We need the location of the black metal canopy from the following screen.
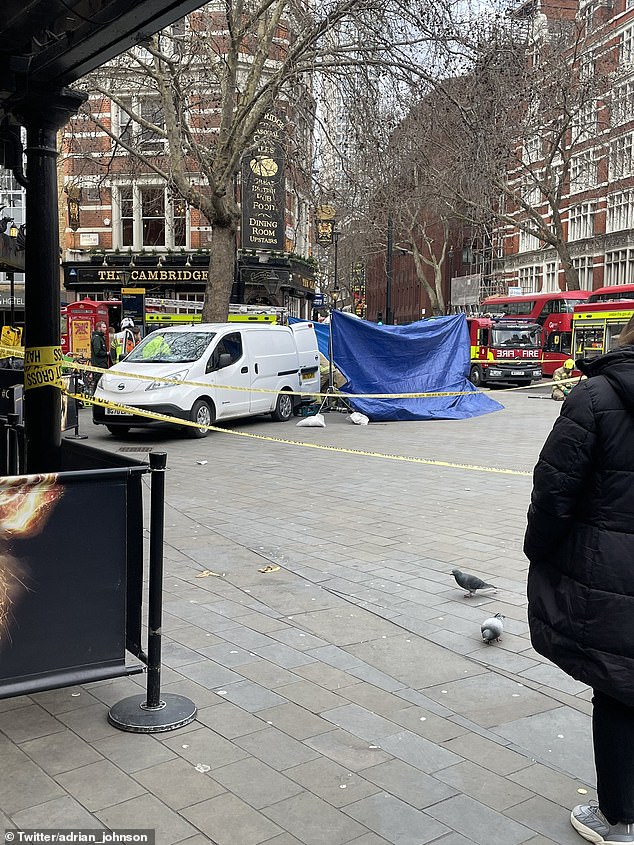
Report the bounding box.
[1,0,204,114]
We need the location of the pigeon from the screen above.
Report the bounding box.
[450,568,498,597]
[481,613,505,644]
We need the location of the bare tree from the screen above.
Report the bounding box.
[67,0,454,320]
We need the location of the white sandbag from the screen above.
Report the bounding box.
[348,412,369,425]
[296,413,326,428]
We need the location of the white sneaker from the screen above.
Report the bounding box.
[571,804,634,843]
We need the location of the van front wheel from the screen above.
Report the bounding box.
[188,399,214,438]
[271,391,293,422]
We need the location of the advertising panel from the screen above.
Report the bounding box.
[0,470,138,698]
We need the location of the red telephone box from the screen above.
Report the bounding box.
[63,299,110,356]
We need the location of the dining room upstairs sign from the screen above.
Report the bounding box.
[241,113,286,251]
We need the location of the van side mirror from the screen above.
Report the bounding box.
[218,352,232,369]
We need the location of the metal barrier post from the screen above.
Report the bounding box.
[7,413,19,476]
[0,419,9,476]
[108,452,196,733]
[65,372,87,440]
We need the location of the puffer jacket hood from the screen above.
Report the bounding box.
[577,345,634,412]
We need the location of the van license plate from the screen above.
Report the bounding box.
[510,370,525,376]
[105,408,133,416]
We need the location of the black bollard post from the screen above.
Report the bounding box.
[0,418,9,476]
[108,452,196,732]
[146,451,167,708]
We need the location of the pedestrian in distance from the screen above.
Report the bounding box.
[524,313,634,844]
[90,320,108,390]
[551,357,575,401]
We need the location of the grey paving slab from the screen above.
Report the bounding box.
[56,703,127,743]
[256,702,333,740]
[238,659,302,689]
[177,660,243,690]
[234,726,320,770]
[55,760,147,811]
[494,706,595,785]
[508,763,594,807]
[262,792,368,845]
[95,794,198,845]
[361,757,458,809]
[197,642,259,667]
[425,795,534,845]
[30,687,100,715]
[506,796,583,845]
[343,792,450,845]
[0,704,66,743]
[293,662,364,692]
[441,732,532,776]
[434,760,533,811]
[285,757,380,808]
[92,732,177,773]
[182,792,282,845]
[195,701,265,739]
[216,680,289,712]
[375,730,461,773]
[19,729,102,775]
[345,635,485,689]
[10,796,103,830]
[0,741,66,814]
[304,729,393,772]
[211,757,303,808]
[288,608,400,646]
[133,757,225,810]
[321,704,403,742]
[161,726,250,769]
[425,674,559,729]
[255,642,318,669]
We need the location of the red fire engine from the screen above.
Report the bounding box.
[467,317,543,387]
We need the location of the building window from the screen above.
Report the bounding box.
[572,256,594,290]
[544,261,558,292]
[519,229,541,252]
[570,150,596,191]
[568,202,595,241]
[120,187,134,247]
[621,25,634,65]
[114,184,189,249]
[605,249,634,285]
[116,96,165,153]
[518,265,541,292]
[606,191,634,232]
[571,100,596,143]
[522,135,541,164]
[609,134,634,180]
[612,81,634,126]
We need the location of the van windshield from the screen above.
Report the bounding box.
[491,325,541,348]
[126,332,216,363]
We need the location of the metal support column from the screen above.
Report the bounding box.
[11,89,86,473]
[386,214,394,325]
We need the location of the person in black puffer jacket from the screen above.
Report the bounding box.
[525,313,634,844]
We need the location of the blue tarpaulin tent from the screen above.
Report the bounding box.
[319,311,502,421]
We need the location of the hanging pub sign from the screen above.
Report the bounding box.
[315,204,336,246]
[66,185,82,232]
[241,113,286,251]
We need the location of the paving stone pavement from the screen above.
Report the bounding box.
[0,389,596,845]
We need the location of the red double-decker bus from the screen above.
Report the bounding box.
[481,290,592,375]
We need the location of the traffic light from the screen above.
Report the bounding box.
[377,312,383,325]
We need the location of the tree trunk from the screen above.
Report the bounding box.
[202,220,238,322]
[557,245,581,291]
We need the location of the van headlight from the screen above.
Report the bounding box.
[145,370,189,391]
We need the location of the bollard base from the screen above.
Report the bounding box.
[108,693,197,733]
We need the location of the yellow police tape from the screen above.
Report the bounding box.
[24,346,64,391]
[74,391,531,477]
[0,344,579,398]
[64,359,558,400]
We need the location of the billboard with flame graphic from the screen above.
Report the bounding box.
[0,468,141,699]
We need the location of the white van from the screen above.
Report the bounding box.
[92,322,320,437]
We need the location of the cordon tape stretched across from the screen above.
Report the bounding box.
[72,391,532,477]
[0,345,580,396]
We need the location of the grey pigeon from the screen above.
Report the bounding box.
[481,613,505,644]
[451,568,497,597]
